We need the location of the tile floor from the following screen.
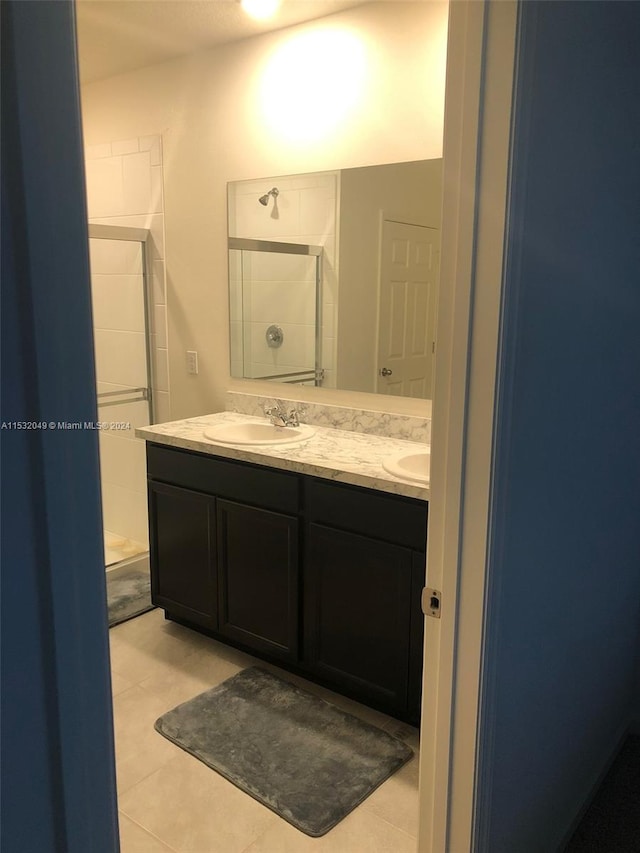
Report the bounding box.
[110,608,421,852]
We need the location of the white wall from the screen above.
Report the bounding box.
[80,1,448,420]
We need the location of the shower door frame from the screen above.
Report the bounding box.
[88,223,155,426]
[88,223,155,569]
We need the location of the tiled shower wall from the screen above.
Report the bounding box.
[228,172,338,388]
[85,135,169,549]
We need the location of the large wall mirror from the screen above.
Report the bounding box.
[228,158,442,399]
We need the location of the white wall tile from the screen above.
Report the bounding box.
[89,238,142,276]
[300,187,336,234]
[86,142,112,159]
[150,166,164,213]
[91,274,145,333]
[99,432,147,493]
[85,157,124,218]
[153,391,171,424]
[229,322,243,363]
[246,251,315,282]
[250,280,316,326]
[321,303,336,337]
[321,336,335,370]
[152,305,167,348]
[112,138,139,156]
[122,152,152,216]
[152,348,169,392]
[151,259,166,305]
[94,329,148,388]
[139,134,162,166]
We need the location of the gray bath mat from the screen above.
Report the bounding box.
[154,666,413,837]
[106,563,155,627]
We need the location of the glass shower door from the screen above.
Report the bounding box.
[88,225,153,568]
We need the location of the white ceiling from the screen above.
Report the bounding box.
[75,0,371,83]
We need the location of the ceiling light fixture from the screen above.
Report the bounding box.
[241,0,281,21]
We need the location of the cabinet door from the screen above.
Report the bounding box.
[217,499,299,662]
[148,481,217,630]
[304,522,413,715]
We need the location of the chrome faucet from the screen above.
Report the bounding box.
[264,400,300,428]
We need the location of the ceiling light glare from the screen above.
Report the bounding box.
[241,0,281,20]
[259,28,367,144]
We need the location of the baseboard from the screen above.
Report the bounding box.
[554,719,633,851]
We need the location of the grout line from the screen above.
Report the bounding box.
[118,810,182,853]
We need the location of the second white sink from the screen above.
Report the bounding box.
[203,421,315,446]
[382,450,430,485]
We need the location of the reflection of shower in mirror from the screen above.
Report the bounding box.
[258,187,279,206]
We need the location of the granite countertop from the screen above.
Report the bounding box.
[136,411,430,501]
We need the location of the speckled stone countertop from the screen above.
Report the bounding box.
[136,411,429,501]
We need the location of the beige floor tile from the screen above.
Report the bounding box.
[111,669,136,697]
[110,625,199,686]
[118,751,278,853]
[112,685,180,793]
[359,754,420,837]
[244,807,417,853]
[111,607,167,644]
[118,813,178,852]
[138,646,243,707]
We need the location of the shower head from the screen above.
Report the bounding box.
[259,187,279,206]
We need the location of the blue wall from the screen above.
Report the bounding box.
[480,2,640,850]
[1,2,119,850]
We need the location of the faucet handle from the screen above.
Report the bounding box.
[286,408,300,427]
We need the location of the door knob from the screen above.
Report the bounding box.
[379,367,393,377]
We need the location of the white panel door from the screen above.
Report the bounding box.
[376,221,439,398]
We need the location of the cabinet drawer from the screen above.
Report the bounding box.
[147,443,299,514]
[304,477,427,551]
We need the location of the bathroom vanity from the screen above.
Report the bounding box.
[138,410,429,724]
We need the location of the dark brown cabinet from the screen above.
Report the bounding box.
[217,499,299,662]
[303,478,427,721]
[304,523,413,711]
[146,442,428,724]
[148,480,217,631]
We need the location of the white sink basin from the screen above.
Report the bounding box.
[382,450,430,485]
[203,421,315,446]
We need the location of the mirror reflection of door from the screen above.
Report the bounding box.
[376,220,440,398]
